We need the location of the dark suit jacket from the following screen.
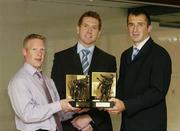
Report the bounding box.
[117,38,172,131]
[51,44,117,131]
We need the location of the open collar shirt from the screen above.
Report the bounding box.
[8,63,62,131]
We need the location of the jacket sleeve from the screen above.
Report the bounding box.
[51,53,66,99]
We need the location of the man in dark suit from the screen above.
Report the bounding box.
[107,9,172,131]
[51,11,116,131]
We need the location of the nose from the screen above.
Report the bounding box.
[37,50,43,56]
[87,27,93,33]
[133,25,138,32]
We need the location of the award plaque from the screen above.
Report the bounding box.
[66,74,90,108]
[92,72,116,108]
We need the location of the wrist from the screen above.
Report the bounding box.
[122,100,127,111]
[89,120,96,129]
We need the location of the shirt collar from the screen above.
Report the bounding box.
[133,36,150,50]
[23,63,42,76]
[77,41,95,54]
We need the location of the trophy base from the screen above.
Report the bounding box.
[69,101,91,108]
[92,100,114,108]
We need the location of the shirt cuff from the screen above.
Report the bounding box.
[50,101,61,113]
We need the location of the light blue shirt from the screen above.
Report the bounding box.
[77,42,95,67]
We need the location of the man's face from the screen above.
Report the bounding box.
[22,38,45,69]
[127,14,151,44]
[77,16,101,47]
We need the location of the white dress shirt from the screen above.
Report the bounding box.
[133,36,150,50]
[8,63,62,131]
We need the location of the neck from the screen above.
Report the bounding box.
[78,41,94,48]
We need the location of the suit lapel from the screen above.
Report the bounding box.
[128,37,153,63]
[72,44,84,74]
[125,47,133,64]
[135,38,152,61]
[88,46,98,74]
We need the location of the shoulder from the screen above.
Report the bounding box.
[148,42,172,69]
[54,45,76,58]
[11,67,28,81]
[121,47,132,57]
[151,42,171,60]
[8,67,29,90]
[95,46,116,60]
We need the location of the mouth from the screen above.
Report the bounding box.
[35,58,42,62]
[85,33,93,39]
[132,33,140,38]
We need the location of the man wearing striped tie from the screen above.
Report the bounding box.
[51,11,116,131]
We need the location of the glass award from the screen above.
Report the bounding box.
[66,74,90,108]
[92,72,116,108]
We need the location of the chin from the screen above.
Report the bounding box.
[133,38,141,43]
[35,64,42,69]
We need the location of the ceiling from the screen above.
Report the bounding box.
[28,0,180,28]
[98,0,180,28]
[124,0,180,28]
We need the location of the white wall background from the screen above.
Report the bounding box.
[0,0,179,131]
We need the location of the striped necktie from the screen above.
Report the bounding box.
[81,49,90,75]
[131,48,139,61]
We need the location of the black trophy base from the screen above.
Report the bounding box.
[92,100,114,108]
[69,101,90,108]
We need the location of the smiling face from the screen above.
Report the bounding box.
[22,38,45,69]
[127,14,152,45]
[77,16,101,47]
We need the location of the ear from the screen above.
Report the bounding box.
[76,26,80,34]
[22,48,27,56]
[97,30,101,38]
[148,25,152,33]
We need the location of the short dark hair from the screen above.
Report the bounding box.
[127,8,151,26]
[78,11,102,30]
[23,34,46,48]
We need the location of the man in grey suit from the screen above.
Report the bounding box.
[51,11,116,131]
[107,9,172,131]
[8,34,79,131]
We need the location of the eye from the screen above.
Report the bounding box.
[92,26,98,30]
[40,48,45,52]
[138,22,145,27]
[82,23,88,28]
[31,48,37,51]
[128,23,134,27]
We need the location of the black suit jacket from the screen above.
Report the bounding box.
[51,44,116,131]
[117,38,172,131]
